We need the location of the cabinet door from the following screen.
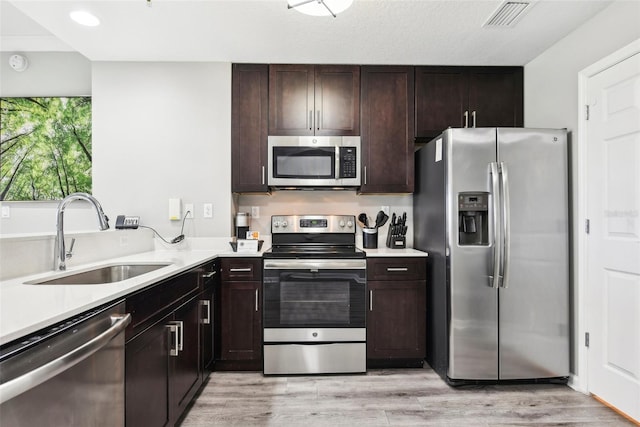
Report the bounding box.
[232,64,269,192]
[169,298,201,424]
[269,64,315,136]
[367,280,426,359]
[468,67,523,128]
[314,65,360,136]
[360,66,415,193]
[415,66,468,139]
[220,281,262,361]
[126,313,171,427]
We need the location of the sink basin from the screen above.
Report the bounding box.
[27,263,172,285]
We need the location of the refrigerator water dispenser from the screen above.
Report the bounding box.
[458,192,488,245]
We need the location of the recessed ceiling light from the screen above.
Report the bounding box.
[70,10,100,27]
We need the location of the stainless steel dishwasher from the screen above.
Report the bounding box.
[0,300,131,426]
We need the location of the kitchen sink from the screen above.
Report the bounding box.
[27,263,172,285]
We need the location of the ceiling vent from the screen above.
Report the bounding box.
[483,1,533,27]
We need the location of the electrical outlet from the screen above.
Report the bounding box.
[251,206,260,219]
[1,206,10,218]
[203,203,213,218]
[184,204,194,219]
[381,206,390,216]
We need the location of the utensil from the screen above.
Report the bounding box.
[374,210,389,229]
[358,213,369,228]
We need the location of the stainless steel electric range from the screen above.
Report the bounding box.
[262,215,366,375]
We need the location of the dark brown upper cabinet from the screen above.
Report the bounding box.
[269,64,360,136]
[231,64,269,193]
[360,66,415,194]
[415,66,523,140]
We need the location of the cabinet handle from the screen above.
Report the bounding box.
[317,110,320,131]
[230,267,252,273]
[369,289,373,311]
[176,320,184,351]
[464,110,469,128]
[201,300,211,325]
[166,323,180,357]
[386,267,409,272]
[202,271,217,278]
[472,111,476,128]
[261,165,265,185]
[309,110,313,131]
[255,289,259,312]
[364,166,367,185]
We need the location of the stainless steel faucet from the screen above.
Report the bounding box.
[55,192,110,271]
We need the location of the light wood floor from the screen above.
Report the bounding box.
[180,368,635,426]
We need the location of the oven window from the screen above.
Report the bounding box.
[280,281,350,325]
[263,269,366,328]
[273,147,335,179]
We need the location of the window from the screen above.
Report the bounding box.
[0,97,92,201]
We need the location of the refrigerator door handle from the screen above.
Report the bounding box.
[500,161,511,288]
[489,162,502,289]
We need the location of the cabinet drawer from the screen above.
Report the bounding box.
[367,257,426,281]
[221,258,262,281]
[126,271,199,340]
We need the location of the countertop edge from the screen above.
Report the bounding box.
[0,246,427,345]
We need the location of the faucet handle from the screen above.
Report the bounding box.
[66,238,76,259]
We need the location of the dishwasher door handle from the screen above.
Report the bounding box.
[0,313,131,404]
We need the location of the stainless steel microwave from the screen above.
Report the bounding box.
[267,136,361,188]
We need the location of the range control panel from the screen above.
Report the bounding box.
[271,215,355,234]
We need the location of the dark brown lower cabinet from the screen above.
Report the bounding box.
[217,258,262,371]
[367,257,427,368]
[218,280,262,369]
[125,263,215,427]
[126,313,171,427]
[169,298,201,423]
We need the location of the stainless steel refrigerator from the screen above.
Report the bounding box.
[414,128,569,385]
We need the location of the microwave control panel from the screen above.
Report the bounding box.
[339,147,357,179]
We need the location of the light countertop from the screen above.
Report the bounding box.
[0,242,426,345]
[363,247,428,257]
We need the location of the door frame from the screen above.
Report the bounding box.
[575,38,640,394]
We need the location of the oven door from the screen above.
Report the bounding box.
[263,259,366,329]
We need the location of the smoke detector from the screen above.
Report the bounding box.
[8,54,29,72]
[483,1,533,28]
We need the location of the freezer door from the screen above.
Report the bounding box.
[497,128,570,379]
[445,128,500,380]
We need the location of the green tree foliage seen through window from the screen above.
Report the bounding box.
[0,97,92,201]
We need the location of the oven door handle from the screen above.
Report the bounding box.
[264,259,366,270]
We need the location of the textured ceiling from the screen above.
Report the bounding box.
[1,0,613,65]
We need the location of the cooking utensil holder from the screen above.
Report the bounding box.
[362,228,378,249]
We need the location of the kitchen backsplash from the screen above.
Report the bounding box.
[237,191,414,247]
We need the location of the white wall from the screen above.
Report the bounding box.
[92,62,233,239]
[524,0,640,381]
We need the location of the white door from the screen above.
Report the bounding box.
[586,51,640,422]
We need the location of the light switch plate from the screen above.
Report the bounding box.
[203,203,213,218]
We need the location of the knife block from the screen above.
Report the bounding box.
[385,221,406,249]
[386,235,406,249]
